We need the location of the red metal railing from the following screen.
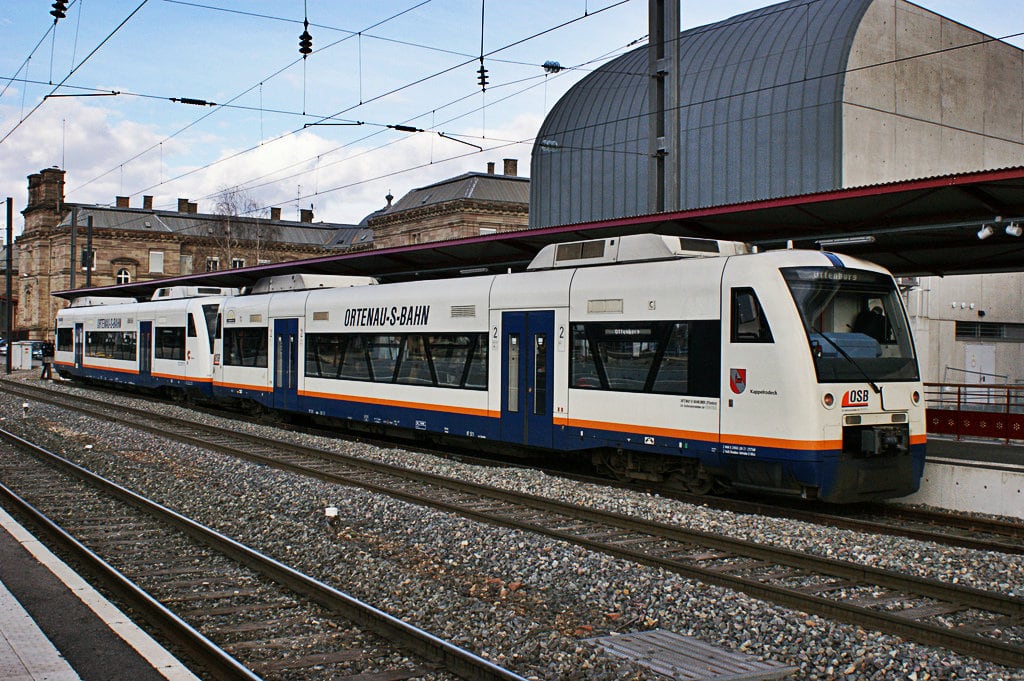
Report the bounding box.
[924,382,1024,444]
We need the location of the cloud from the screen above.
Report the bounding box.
[0,96,544,238]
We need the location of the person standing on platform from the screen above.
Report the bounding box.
[40,341,54,380]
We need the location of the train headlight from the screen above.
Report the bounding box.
[822,392,835,408]
[911,390,921,405]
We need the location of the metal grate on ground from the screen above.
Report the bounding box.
[590,629,796,681]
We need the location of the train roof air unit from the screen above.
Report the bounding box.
[527,233,750,270]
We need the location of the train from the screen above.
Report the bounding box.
[54,234,926,503]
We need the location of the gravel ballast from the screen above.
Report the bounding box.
[2,375,1022,681]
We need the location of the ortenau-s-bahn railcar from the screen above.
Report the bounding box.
[55,234,925,503]
[55,287,237,399]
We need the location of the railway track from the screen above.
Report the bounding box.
[0,427,526,681]
[9,378,1023,555]
[4,379,1023,668]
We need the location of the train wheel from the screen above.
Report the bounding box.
[667,466,715,495]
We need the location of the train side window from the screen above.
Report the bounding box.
[339,335,372,380]
[464,335,488,389]
[154,326,186,361]
[202,304,219,353]
[396,335,434,386]
[731,288,773,343]
[223,327,268,367]
[56,327,73,352]
[187,313,197,338]
[368,335,401,382]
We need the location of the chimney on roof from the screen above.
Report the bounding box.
[189,202,198,214]
[177,198,190,213]
[300,208,314,223]
[26,167,65,213]
[115,196,130,208]
[503,158,517,176]
[487,162,495,174]
[143,195,153,210]
[270,206,281,221]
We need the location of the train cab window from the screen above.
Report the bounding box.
[782,267,918,382]
[187,314,198,338]
[731,288,773,343]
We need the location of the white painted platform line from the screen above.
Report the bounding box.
[0,507,202,681]
[0,577,80,681]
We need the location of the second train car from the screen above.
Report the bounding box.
[55,234,926,503]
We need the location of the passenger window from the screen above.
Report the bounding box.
[731,288,773,343]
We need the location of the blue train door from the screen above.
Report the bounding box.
[274,318,299,411]
[501,310,554,448]
[74,323,84,368]
[139,321,152,378]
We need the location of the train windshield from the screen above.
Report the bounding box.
[782,267,919,382]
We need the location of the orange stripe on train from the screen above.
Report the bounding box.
[299,389,496,418]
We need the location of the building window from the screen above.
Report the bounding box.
[81,248,96,271]
[955,321,1024,342]
[116,268,131,285]
[149,251,164,273]
[206,257,220,272]
[231,257,245,269]
[180,255,193,275]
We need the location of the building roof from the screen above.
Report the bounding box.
[55,204,372,249]
[530,0,874,228]
[377,172,529,217]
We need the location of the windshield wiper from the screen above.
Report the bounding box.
[810,327,881,395]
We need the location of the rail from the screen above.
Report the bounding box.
[924,382,1024,444]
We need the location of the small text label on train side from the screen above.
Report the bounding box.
[343,305,430,327]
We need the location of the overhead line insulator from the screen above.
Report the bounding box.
[50,1,67,22]
[171,97,217,107]
[477,59,488,92]
[299,19,313,58]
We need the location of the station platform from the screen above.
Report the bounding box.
[0,506,201,681]
[897,437,1024,519]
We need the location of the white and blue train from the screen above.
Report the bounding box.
[54,234,926,503]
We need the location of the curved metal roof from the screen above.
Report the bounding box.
[530,0,873,228]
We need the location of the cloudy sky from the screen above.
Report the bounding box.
[1,0,1021,237]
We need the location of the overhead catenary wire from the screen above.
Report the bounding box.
[0,0,149,146]
[29,0,1024,224]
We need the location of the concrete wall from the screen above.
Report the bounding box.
[904,274,1024,384]
[843,0,1024,186]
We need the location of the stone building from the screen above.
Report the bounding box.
[368,159,528,249]
[17,167,371,341]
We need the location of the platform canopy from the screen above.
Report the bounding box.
[53,166,1024,302]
